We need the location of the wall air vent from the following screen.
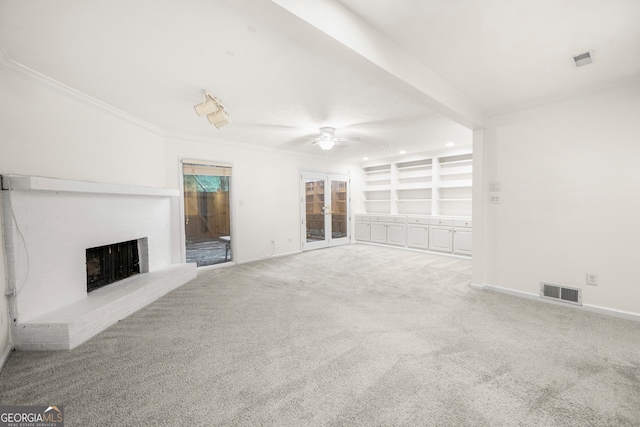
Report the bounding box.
[573,51,593,67]
[540,282,582,305]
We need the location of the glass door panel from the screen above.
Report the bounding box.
[329,176,349,246]
[305,178,326,244]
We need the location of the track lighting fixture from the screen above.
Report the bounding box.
[194,91,231,129]
[207,109,230,127]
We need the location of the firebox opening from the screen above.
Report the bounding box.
[86,239,141,292]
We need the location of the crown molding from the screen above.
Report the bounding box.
[0,43,166,136]
[486,73,640,118]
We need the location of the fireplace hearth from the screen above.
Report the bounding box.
[86,240,141,292]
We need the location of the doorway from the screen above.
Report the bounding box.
[182,161,232,267]
[301,172,350,251]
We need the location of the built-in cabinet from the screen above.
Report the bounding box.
[354,214,371,241]
[452,219,472,256]
[370,216,387,244]
[429,218,454,253]
[364,215,407,246]
[386,216,406,246]
[354,214,472,257]
[406,217,430,249]
[362,149,472,217]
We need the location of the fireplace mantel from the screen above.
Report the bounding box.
[1,174,179,197]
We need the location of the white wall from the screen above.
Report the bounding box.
[0,69,166,187]
[480,80,640,315]
[164,135,360,264]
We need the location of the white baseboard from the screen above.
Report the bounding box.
[236,249,301,266]
[0,343,14,372]
[581,303,640,323]
[356,241,471,259]
[471,282,640,323]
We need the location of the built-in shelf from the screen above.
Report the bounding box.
[397,182,433,190]
[364,186,392,191]
[1,175,180,197]
[438,179,473,188]
[361,149,472,216]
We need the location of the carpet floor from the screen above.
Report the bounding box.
[1,244,639,426]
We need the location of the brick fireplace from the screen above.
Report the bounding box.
[1,175,196,350]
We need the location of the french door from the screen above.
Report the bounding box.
[301,171,350,251]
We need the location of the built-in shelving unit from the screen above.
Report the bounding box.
[363,164,392,214]
[361,149,472,217]
[434,153,473,217]
[396,158,433,215]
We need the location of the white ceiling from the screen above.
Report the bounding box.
[1,0,638,162]
[338,0,640,113]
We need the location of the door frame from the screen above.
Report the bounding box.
[179,158,236,267]
[300,170,350,251]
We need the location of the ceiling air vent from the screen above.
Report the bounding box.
[573,51,593,67]
[540,282,582,305]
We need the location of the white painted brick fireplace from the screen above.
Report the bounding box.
[1,175,196,350]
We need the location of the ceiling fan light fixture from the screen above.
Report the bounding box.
[317,138,336,150]
[319,127,335,138]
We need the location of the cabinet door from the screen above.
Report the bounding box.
[407,225,428,249]
[429,226,453,252]
[355,221,371,242]
[370,222,387,243]
[386,224,405,246]
[453,228,472,255]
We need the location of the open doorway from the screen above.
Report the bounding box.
[182,161,232,267]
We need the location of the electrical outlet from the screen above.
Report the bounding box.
[586,273,598,286]
[489,195,501,204]
[489,181,502,192]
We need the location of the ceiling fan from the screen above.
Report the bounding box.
[310,127,360,150]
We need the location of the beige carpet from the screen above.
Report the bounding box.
[1,244,639,426]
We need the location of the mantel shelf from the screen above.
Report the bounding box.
[1,175,180,197]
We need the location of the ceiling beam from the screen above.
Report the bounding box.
[228,0,485,130]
